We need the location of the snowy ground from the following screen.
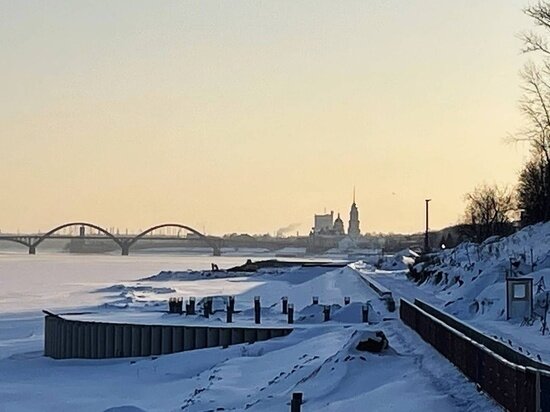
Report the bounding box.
[0,254,498,411]
[354,222,550,365]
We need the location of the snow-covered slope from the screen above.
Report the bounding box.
[411,222,550,320]
[358,222,550,364]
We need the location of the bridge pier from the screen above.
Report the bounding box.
[29,245,36,255]
[121,245,129,256]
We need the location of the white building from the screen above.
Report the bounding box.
[348,193,361,239]
[314,211,334,234]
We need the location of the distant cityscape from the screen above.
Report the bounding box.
[0,194,463,256]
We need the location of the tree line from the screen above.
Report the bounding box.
[463,1,550,243]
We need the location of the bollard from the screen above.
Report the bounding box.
[203,297,211,316]
[208,297,215,315]
[282,296,288,314]
[290,392,303,412]
[386,297,396,313]
[312,296,319,305]
[254,296,261,324]
[288,304,294,324]
[344,296,351,305]
[226,303,233,323]
[188,297,196,315]
[323,305,331,322]
[362,303,369,323]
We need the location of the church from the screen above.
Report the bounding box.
[308,195,362,254]
[347,192,361,239]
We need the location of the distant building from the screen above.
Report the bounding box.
[333,213,345,235]
[313,211,347,236]
[314,211,334,234]
[307,190,363,253]
[348,190,361,239]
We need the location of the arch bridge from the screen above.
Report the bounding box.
[0,222,222,256]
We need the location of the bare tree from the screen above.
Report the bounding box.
[463,184,515,242]
[518,63,550,163]
[522,2,550,56]
[518,155,550,223]
[515,2,550,224]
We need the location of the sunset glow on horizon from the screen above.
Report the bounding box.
[1,0,532,235]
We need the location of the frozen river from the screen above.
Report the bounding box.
[0,253,280,314]
[0,253,264,361]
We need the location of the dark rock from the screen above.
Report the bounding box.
[355,331,389,353]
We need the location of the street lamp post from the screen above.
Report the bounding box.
[424,199,431,253]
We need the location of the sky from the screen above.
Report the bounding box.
[0,0,535,235]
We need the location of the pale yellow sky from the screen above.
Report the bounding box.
[1,1,533,235]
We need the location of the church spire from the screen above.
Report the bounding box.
[348,187,360,238]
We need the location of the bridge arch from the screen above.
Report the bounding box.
[0,237,32,248]
[32,222,123,251]
[127,223,221,256]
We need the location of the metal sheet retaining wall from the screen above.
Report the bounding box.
[400,298,550,412]
[353,269,396,312]
[43,312,293,360]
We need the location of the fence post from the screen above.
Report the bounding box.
[323,305,331,322]
[254,296,261,324]
[288,304,294,324]
[362,303,369,323]
[386,297,396,312]
[188,297,196,315]
[282,296,288,314]
[226,302,233,323]
[290,392,303,412]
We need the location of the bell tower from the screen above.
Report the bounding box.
[348,187,361,239]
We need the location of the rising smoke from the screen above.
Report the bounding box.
[276,223,301,237]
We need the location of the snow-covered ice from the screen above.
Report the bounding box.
[0,254,498,411]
